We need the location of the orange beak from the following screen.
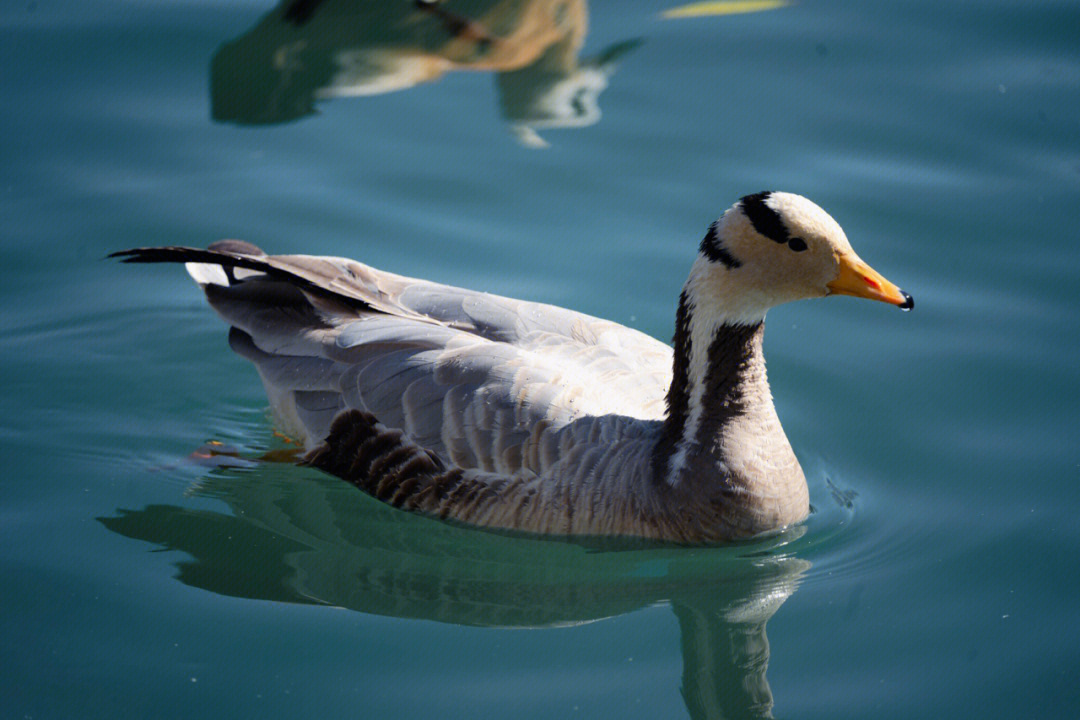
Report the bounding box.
[827,253,913,309]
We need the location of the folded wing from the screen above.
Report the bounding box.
[113,243,672,477]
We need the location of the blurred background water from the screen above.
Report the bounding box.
[2,1,1079,718]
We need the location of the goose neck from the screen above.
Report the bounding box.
[654,288,774,487]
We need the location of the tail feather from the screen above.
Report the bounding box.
[109,245,377,313]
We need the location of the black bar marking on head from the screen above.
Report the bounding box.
[740,192,790,245]
[699,221,742,269]
[740,192,812,253]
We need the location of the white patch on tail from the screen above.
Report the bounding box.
[184,262,229,287]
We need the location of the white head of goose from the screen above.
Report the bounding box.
[113,191,911,544]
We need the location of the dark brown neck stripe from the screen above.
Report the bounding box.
[694,322,764,446]
[653,290,693,481]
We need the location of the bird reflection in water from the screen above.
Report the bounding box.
[101,460,808,720]
[211,0,640,147]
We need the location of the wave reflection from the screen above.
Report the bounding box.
[102,461,809,719]
[211,0,640,146]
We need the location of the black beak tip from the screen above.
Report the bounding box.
[899,290,914,311]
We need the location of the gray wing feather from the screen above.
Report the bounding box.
[118,245,672,476]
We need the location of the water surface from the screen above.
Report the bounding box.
[3,1,1079,718]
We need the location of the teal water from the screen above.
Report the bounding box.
[3,0,1079,717]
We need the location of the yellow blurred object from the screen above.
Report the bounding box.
[661,1,789,19]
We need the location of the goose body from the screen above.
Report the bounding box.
[114,192,911,543]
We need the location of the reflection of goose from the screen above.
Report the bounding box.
[99,465,809,719]
[499,37,640,147]
[113,192,910,542]
[210,0,637,145]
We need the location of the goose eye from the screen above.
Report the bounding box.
[788,237,807,252]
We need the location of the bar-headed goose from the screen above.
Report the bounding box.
[113,191,911,543]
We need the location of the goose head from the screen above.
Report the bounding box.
[689,191,912,325]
